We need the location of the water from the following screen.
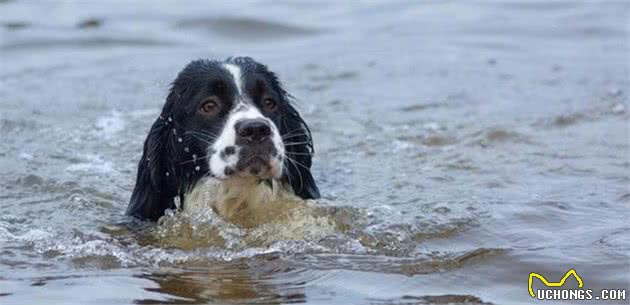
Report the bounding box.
[1,1,629,304]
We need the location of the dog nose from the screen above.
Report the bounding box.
[235,119,272,143]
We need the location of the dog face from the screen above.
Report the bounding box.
[126,57,320,221]
[171,60,285,180]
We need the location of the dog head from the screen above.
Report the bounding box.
[126,57,320,220]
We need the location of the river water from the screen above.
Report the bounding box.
[1,1,629,304]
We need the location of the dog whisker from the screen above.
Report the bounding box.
[285,155,310,171]
[190,134,216,145]
[285,156,304,192]
[284,166,294,190]
[185,130,219,138]
[282,133,309,140]
[281,129,308,137]
[286,152,313,156]
[283,141,311,147]
[281,127,307,137]
[180,155,209,165]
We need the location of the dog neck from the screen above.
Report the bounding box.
[183,176,298,227]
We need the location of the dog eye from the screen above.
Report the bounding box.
[200,98,220,115]
[262,98,277,112]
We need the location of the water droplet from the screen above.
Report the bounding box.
[608,88,623,97]
[165,171,170,176]
[184,147,190,152]
[423,122,441,131]
[173,197,181,209]
[172,129,177,135]
[178,137,183,142]
[195,166,200,171]
[168,117,173,122]
[612,103,625,114]
[192,154,197,161]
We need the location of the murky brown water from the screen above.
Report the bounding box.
[1,1,629,304]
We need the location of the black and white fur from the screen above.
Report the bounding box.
[126,57,319,221]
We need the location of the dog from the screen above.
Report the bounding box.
[126,57,319,223]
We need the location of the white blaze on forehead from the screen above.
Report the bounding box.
[223,63,243,95]
[208,63,285,179]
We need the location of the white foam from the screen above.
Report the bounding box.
[66,154,114,174]
[95,110,126,138]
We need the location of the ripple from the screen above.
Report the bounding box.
[537,112,591,128]
[468,127,532,147]
[398,134,458,147]
[176,17,323,41]
[371,294,492,305]
[398,102,443,112]
[3,197,486,271]
[295,248,506,276]
[0,119,40,133]
[2,21,29,30]
[1,38,172,51]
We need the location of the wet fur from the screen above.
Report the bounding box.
[126,57,319,221]
[183,177,301,228]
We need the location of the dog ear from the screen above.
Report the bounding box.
[126,91,180,221]
[280,102,321,199]
[250,61,320,199]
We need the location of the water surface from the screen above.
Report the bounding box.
[1,1,629,304]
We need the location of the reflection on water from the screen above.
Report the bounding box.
[1,1,629,304]
[135,258,310,305]
[130,249,505,304]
